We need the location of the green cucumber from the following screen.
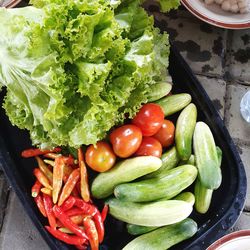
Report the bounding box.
[180,154,195,166]
[175,103,197,160]
[156,93,192,116]
[194,146,223,214]
[114,165,197,202]
[127,224,158,236]
[193,122,222,190]
[91,156,162,199]
[123,218,198,250]
[173,192,195,206]
[127,191,196,236]
[106,198,193,227]
[147,82,172,102]
[194,178,213,214]
[143,146,180,179]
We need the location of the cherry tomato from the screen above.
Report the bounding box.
[85,141,116,172]
[135,137,162,158]
[110,125,142,158]
[153,120,175,148]
[132,103,164,136]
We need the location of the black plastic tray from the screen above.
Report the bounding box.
[0,44,247,250]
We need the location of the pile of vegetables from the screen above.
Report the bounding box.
[89,90,223,249]
[0,0,180,149]
[0,0,225,249]
[22,147,108,250]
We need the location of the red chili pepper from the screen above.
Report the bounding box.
[31,180,42,198]
[83,217,99,250]
[43,194,57,229]
[65,208,85,217]
[21,147,61,158]
[93,210,105,243]
[61,196,76,211]
[33,168,52,190]
[34,195,47,217]
[74,197,98,216]
[35,156,53,183]
[101,204,109,222]
[78,148,90,202]
[53,205,88,240]
[52,157,64,204]
[45,226,87,245]
[58,168,80,206]
[63,155,76,166]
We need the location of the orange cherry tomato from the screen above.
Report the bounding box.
[153,120,175,148]
[135,137,162,158]
[110,125,142,158]
[85,141,116,172]
[132,103,164,136]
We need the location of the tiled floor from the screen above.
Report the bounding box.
[1,2,250,250]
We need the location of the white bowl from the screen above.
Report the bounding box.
[207,230,250,250]
[181,0,250,29]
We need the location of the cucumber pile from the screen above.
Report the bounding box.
[90,91,223,250]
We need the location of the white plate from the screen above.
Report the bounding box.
[181,0,250,29]
[207,230,250,250]
[0,0,22,8]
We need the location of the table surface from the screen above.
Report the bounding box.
[1,1,250,250]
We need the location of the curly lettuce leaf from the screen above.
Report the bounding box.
[157,0,180,12]
[0,0,171,148]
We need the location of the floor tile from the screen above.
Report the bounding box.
[225,85,250,143]
[230,30,250,84]
[0,192,49,250]
[196,75,226,118]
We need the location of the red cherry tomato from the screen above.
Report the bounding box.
[132,103,164,136]
[85,141,116,172]
[153,120,175,148]
[110,125,142,158]
[135,137,162,158]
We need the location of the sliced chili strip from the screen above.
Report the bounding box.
[31,180,42,198]
[45,226,87,245]
[36,156,53,183]
[21,147,61,158]
[33,168,52,190]
[43,194,57,229]
[58,168,80,206]
[34,194,47,217]
[101,204,109,222]
[52,157,64,204]
[83,216,99,250]
[78,148,90,202]
[53,205,88,240]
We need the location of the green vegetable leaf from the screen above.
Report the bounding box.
[0,0,172,148]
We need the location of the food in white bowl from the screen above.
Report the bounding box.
[203,0,250,13]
